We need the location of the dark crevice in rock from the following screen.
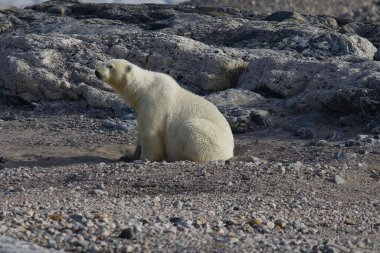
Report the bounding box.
[253,86,285,99]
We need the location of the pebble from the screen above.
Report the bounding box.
[274,219,287,229]
[172,200,183,209]
[345,140,361,147]
[70,214,84,223]
[288,161,302,171]
[333,175,346,185]
[344,218,357,225]
[89,189,107,196]
[315,140,329,146]
[266,221,275,229]
[248,218,263,226]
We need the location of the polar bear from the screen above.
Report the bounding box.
[95,59,234,162]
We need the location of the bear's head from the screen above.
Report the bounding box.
[95,59,134,91]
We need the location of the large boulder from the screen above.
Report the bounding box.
[237,55,380,116]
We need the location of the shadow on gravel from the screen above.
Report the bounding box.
[1,156,118,168]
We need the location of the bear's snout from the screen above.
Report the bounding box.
[95,70,102,79]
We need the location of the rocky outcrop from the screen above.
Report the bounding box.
[0,0,380,129]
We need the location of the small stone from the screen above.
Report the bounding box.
[274,219,287,229]
[288,161,303,171]
[293,127,314,139]
[345,140,361,147]
[48,214,63,221]
[333,175,345,185]
[172,200,183,209]
[126,245,135,252]
[152,196,160,203]
[315,140,329,146]
[99,229,111,238]
[316,169,326,176]
[196,216,208,226]
[119,227,134,239]
[248,217,263,226]
[357,134,369,141]
[0,225,7,233]
[95,162,107,169]
[240,173,252,180]
[266,221,275,229]
[89,189,107,196]
[169,217,189,227]
[344,218,356,225]
[70,214,84,223]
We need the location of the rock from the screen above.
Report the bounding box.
[70,214,84,224]
[344,218,357,225]
[172,200,183,209]
[333,175,346,185]
[293,127,315,139]
[274,219,287,229]
[119,227,135,240]
[102,119,136,131]
[250,109,270,126]
[345,140,361,147]
[264,11,307,22]
[248,218,263,226]
[315,140,329,146]
[169,217,190,227]
[288,161,303,171]
[266,221,275,229]
[219,107,257,133]
[89,189,107,196]
[205,89,264,108]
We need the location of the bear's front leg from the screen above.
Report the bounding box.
[140,130,164,162]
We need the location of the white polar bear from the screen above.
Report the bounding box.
[95,59,234,162]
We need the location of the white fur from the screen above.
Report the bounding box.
[96,59,234,162]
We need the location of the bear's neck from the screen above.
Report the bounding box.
[118,69,155,112]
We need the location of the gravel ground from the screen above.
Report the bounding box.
[0,95,379,252]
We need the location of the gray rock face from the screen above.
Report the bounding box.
[0,0,380,128]
[238,56,380,116]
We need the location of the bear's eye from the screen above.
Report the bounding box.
[107,65,114,69]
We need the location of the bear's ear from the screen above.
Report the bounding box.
[126,65,132,72]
